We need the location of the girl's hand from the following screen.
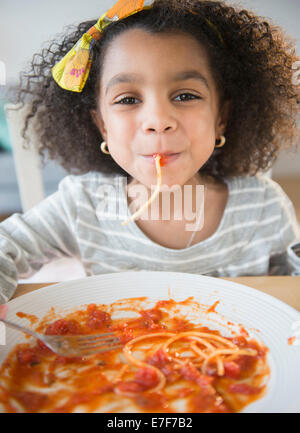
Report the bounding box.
[0,304,8,320]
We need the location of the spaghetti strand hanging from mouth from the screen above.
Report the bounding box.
[121,154,162,226]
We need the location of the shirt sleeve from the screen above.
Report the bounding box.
[0,176,81,302]
[268,184,300,276]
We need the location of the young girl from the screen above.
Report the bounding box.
[0,0,300,304]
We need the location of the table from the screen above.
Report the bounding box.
[13,276,300,312]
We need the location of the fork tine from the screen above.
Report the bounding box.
[79,344,123,357]
[77,336,119,344]
[78,337,120,348]
[76,332,115,341]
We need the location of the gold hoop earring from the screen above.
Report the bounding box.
[100,141,110,155]
[215,135,226,148]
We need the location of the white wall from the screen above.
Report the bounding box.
[1,0,299,177]
[0,0,114,87]
[1,0,299,85]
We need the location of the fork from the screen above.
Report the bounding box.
[0,318,123,357]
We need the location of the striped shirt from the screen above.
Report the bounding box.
[0,172,300,303]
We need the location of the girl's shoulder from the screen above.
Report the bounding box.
[58,171,123,191]
[229,173,292,204]
[224,174,299,244]
[228,173,298,229]
[55,172,125,206]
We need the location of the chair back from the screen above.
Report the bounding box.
[5,103,45,212]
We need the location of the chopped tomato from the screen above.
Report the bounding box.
[86,304,97,312]
[115,381,145,394]
[231,336,248,347]
[156,300,174,308]
[161,364,181,383]
[141,309,162,323]
[180,363,215,395]
[147,348,170,368]
[224,361,241,379]
[119,327,135,344]
[45,319,81,335]
[228,383,262,395]
[180,363,213,385]
[134,367,159,389]
[234,354,257,372]
[177,387,194,398]
[142,320,162,330]
[17,348,40,366]
[135,393,167,409]
[180,363,200,382]
[69,392,92,406]
[14,391,48,412]
[87,308,111,330]
[196,374,215,389]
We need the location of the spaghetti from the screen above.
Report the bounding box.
[122,153,162,226]
[123,331,258,391]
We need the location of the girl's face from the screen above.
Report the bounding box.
[93,29,229,188]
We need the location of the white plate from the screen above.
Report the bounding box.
[1,271,300,413]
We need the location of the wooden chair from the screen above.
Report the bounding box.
[4,103,85,283]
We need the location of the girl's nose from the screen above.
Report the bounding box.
[141,101,177,134]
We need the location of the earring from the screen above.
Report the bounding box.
[100,141,110,155]
[215,135,226,148]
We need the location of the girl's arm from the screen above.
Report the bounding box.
[0,176,81,303]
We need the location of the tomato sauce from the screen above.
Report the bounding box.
[0,298,269,413]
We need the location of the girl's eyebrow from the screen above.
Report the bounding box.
[105,70,210,95]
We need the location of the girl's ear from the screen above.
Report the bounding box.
[90,109,107,141]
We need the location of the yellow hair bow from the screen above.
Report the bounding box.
[52,0,155,92]
[52,0,224,93]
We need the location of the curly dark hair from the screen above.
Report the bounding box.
[12,0,300,181]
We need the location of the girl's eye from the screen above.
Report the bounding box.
[174,93,201,102]
[115,97,139,105]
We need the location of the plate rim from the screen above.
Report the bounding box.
[9,271,300,320]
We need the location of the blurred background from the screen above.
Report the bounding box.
[0,0,299,222]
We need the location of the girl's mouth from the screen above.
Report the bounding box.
[141,152,182,166]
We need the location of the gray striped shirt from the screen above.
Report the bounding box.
[0,172,300,303]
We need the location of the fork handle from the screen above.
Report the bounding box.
[0,318,39,339]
